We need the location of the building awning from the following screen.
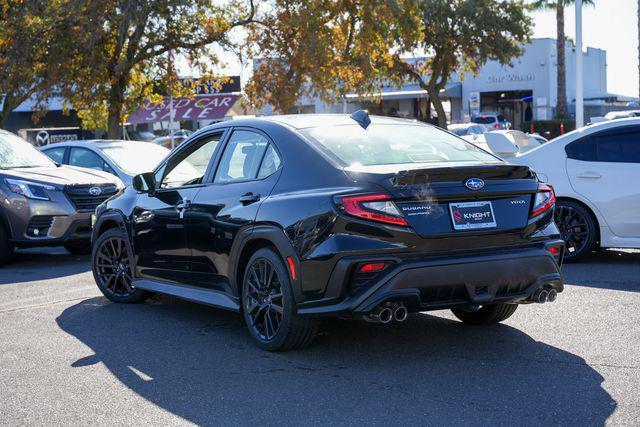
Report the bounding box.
[344,82,462,101]
[127,94,239,124]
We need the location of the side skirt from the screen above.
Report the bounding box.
[134,279,241,312]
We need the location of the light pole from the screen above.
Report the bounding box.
[575,0,584,128]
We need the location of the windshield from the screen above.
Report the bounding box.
[300,124,498,166]
[0,132,55,168]
[100,143,170,174]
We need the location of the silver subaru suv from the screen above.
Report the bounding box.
[0,130,122,265]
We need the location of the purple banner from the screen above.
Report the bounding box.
[127,94,239,124]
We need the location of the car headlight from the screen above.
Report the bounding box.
[4,178,55,201]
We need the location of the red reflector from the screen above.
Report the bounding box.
[286,256,296,280]
[547,246,560,255]
[359,262,387,273]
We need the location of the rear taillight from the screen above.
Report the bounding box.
[531,184,556,218]
[494,124,500,129]
[340,194,408,226]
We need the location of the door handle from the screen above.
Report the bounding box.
[174,199,191,219]
[576,171,602,179]
[239,192,261,205]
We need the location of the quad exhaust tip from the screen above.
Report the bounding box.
[367,303,408,323]
[393,304,408,322]
[532,286,559,304]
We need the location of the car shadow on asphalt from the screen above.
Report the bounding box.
[0,248,90,285]
[562,249,640,293]
[56,296,616,425]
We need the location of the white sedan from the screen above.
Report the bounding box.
[514,118,640,260]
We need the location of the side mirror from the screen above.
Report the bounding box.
[132,172,156,194]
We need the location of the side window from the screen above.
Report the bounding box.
[159,133,222,188]
[42,147,66,163]
[597,131,640,163]
[257,144,282,178]
[69,147,107,171]
[565,136,597,161]
[214,130,269,183]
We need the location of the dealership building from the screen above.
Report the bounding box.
[282,38,617,129]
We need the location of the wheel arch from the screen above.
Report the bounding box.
[230,225,302,303]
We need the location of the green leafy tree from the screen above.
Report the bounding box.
[392,0,532,128]
[59,0,255,138]
[531,0,594,118]
[245,0,421,113]
[0,1,69,127]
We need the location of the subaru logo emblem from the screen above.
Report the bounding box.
[89,186,102,196]
[464,178,485,190]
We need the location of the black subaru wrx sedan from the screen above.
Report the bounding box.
[91,112,564,351]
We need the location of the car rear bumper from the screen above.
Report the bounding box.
[297,242,564,316]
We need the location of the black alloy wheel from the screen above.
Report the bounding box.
[242,248,319,351]
[92,228,151,303]
[554,200,597,262]
[244,257,284,341]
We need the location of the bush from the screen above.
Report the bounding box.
[520,120,576,140]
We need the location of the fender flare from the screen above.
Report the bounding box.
[92,210,129,242]
[229,224,303,303]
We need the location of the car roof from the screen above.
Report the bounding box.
[197,114,424,135]
[41,139,153,149]
[448,123,480,129]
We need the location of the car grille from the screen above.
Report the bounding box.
[27,215,54,237]
[64,184,119,212]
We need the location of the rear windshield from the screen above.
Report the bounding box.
[472,116,495,124]
[300,124,498,166]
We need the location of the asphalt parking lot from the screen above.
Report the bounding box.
[0,248,639,425]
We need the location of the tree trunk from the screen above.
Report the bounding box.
[106,82,125,139]
[0,93,18,129]
[555,3,568,118]
[427,86,447,129]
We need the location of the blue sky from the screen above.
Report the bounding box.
[531,0,638,97]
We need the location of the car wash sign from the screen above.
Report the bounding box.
[127,94,238,124]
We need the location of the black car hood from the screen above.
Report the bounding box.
[1,165,117,189]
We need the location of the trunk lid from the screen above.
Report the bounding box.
[345,162,538,236]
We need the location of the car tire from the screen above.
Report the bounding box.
[64,240,92,255]
[242,247,319,351]
[451,303,518,325]
[555,200,597,262]
[92,228,152,304]
[0,224,14,266]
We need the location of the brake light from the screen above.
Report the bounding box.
[531,184,556,217]
[494,124,500,129]
[341,194,408,226]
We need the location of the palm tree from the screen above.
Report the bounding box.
[532,1,594,118]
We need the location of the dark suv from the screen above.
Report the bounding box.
[0,130,122,264]
[91,112,564,351]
